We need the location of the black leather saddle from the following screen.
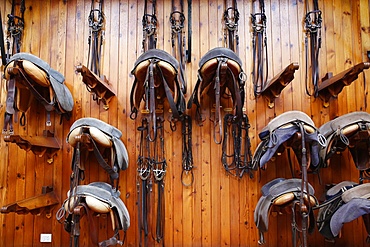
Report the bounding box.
[3,52,74,133]
[317,181,370,242]
[130,49,186,140]
[319,111,370,170]
[187,47,245,142]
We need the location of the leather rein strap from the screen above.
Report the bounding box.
[304,0,322,97]
[221,113,253,178]
[137,117,166,246]
[251,0,268,96]
[170,0,194,186]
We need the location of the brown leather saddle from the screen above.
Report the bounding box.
[187,47,245,143]
[3,53,74,134]
[130,49,185,140]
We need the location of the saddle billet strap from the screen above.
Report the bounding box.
[148,61,157,142]
[155,59,185,120]
[89,133,120,186]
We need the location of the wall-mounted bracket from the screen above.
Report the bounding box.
[3,130,60,163]
[260,63,299,108]
[76,64,116,110]
[317,62,370,107]
[0,186,59,218]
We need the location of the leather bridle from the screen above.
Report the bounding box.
[304,0,322,97]
[251,0,268,96]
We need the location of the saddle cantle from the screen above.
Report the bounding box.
[66,117,129,185]
[318,111,370,170]
[317,181,370,242]
[3,52,74,132]
[252,110,325,172]
[60,182,130,246]
[254,178,318,245]
[187,47,245,126]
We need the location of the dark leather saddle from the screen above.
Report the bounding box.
[187,47,245,134]
[254,178,318,245]
[252,110,325,172]
[319,111,370,170]
[66,117,129,186]
[3,52,74,133]
[317,181,370,242]
[60,182,130,247]
[130,49,186,139]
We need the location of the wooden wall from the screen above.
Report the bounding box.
[0,0,369,246]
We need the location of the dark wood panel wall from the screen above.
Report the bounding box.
[0,0,369,246]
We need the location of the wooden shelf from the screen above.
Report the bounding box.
[0,186,59,218]
[318,62,370,107]
[76,65,116,110]
[261,63,299,108]
[3,130,60,163]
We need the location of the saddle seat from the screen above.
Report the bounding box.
[254,178,318,245]
[319,111,370,170]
